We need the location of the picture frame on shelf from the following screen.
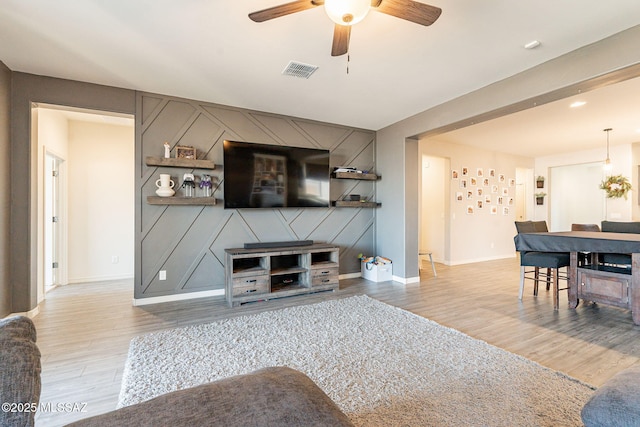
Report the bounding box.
[176,145,196,159]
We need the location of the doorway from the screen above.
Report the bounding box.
[549,162,605,231]
[33,104,135,303]
[418,154,449,267]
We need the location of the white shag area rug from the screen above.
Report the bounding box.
[119,295,595,426]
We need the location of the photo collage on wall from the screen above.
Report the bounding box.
[452,167,515,215]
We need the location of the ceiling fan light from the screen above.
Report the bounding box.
[324,0,370,26]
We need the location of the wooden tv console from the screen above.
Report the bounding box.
[224,243,340,307]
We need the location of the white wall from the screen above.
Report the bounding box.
[419,138,534,265]
[36,108,69,300]
[549,162,605,231]
[535,143,635,227]
[67,121,134,283]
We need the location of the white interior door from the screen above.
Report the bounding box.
[44,152,63,291]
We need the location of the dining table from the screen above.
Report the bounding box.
[514,230,640,325]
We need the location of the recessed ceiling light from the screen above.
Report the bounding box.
[524,40,541,49]
[570,101,586,108]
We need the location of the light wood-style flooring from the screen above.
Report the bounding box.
[32,257,640,426]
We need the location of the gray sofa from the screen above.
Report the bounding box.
[0,316,353,427]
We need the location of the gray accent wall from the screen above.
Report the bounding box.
[0,61,10,317]
[6,71,376,310]
[137,93,376,299]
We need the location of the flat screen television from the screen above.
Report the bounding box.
[223,140,331,209]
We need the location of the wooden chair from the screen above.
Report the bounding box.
[515,221,570,310]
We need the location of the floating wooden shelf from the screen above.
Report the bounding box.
[147,196,219,205]
[332,200,381,208]
[332,171,380,180]
[145,156,216,169]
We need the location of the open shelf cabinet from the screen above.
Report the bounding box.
[224,243,339,307]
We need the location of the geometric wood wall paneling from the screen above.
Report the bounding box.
[136,92,376,299]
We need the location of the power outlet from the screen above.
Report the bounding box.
[159,270,167,281]
[111,255,119,264]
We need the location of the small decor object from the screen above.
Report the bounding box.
[176,145,196,159]
[163,142,171,158]
[349,194,361,201]
[535,192,546,205]
[600,174,632,199]
[155,173,175,197]
[181,173,196,197]
[536,176,545,189]
[199,174,213,197]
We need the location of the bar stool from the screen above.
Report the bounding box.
[419,250,437,277]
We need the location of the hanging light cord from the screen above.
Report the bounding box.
[604,128,612,161]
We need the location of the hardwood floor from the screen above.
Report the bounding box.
[31,257,640,426]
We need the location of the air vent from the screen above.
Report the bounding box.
[282,61,319,79]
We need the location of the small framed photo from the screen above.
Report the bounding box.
[176,145,196,159]
[452,170,459,179]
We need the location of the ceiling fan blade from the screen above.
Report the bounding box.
[249,0,322,23]
[331,24,351,56]
[374,0,442,26]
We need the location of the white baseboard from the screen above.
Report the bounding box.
[5,306,40,319]
[68,273,134,284]
[392,275,420,284]
[446,253,516,266]
[339,272,362,280]
[133,289,225,306]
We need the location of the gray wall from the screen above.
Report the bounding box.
[137,93,376,299]
[0,61,10,317]
[11,73,136,312]
[7,72,376,310]
[377,25,640,280]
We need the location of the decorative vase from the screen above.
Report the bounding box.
[155,174,175,197]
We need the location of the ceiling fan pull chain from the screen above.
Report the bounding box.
[347,53,350,75]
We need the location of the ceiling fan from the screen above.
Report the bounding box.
[249,0,442,57]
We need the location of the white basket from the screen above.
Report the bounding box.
[361,261,392,282]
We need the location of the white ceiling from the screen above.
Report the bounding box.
[434,75,640,158]
[2,1,640,156]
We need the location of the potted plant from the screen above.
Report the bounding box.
[536,176,545,189]
[600,175,632,200]
[535,192,546,205]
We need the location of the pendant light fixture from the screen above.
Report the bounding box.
[603,128,613,171]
